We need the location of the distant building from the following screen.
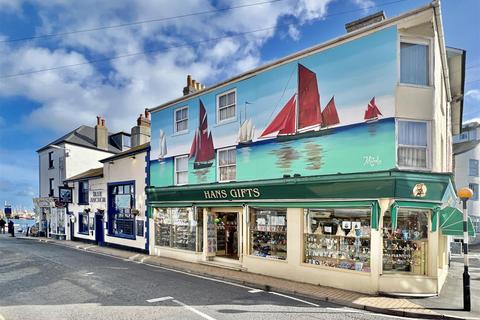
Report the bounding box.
[453,121,480,242]
[34,117,128,239]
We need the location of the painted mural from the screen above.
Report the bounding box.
[150,26,398,187]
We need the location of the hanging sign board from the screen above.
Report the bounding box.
[58,186,73,204]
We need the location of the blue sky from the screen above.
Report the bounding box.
[0,0,479,209]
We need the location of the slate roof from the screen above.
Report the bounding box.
[64,167,104,182]
[100,143,149,163]
[37,125,123,153]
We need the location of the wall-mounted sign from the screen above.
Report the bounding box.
[413,183,427,197]
[90,190,106,203]
[203,188,261,200]
[58,186,73,203]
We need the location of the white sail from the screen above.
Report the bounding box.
[238,119,254,144]
[159,129,167,159]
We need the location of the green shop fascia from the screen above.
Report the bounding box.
[147,170,474,237]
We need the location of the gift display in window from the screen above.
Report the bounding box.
[304,208,371,272]
[383,209,428,275]
[154,207,200,252]
[250,209,287,260]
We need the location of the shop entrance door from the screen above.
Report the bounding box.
[215,212,239,260]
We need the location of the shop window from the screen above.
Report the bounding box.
[174,106,188,133]
[303,208,371,272]
[383,209,429,275]
[400,41,430,86]
[154,207,203,252]
[79,213,89,234]
[217,89,236,123]
[250,208,287,260]
[174,155,188,185]
[218,148,236,182]
[78,181,89,205]
[108,183,135,238]
[469,183,479,201]
[397,120,428,169]
[469,159,479,177]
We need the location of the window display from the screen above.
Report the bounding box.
[383,209,428,275]
[250,208,287,260]
[154,207,203,252]
[304,208,371,272]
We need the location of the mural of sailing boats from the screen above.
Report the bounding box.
[364,97,383,122]
[189,100,215,169]
[158,129,167,160]
[237,101,255,145]
[260,64,340,141]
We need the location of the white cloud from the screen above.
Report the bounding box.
[288,25,300,41]
[466,89,480,101]
[352,0,375,11]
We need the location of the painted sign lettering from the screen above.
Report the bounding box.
[203,188,261,199]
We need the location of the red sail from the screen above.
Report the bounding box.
[321,96,340,127]
[298,64,322,130]
[189,130,198,158]
[260,94,297,137]
[196,132,215,162]
[364,97,382,120]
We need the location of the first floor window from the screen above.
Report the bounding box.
[154,207,202,252]
[174,106,188,133]
[175,155,188,185]
[49,178,54,197]
[78,180,89,204]
[398,120,428,168]
[469,183,479,201]
[469,159,479,177]
[79,213,89,234]
[217,90,236,123]
[109,183,135,237]
[400,41,429,86]
[383,209,429,275]
[48,151,54,168]
[218,148,236,182]
[304,208,371,272]
[250,208,287,260]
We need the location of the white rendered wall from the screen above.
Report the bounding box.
[455,148,480,218]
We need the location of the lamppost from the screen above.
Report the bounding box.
[457,187,473,311]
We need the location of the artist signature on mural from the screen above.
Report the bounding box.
[363,155,382,167]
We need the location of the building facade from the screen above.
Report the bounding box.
[34,118,128,239]
[146,3,473,295]
[453,121,480,242]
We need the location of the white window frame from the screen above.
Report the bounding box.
[398,36,433,88]
[173,106,189,134]
[217,147,236,182]
[174,155,189,185]
[395,119,431,171]
[216,88,237,125]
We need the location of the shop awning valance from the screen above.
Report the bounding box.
[439,206,475,237]
[390,201,439,231]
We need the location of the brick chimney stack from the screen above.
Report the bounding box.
[183,75,205,96]
[95,116,108,150]
[131,108,151,147]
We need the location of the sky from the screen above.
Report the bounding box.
[0,0,479,210]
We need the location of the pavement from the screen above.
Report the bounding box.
[1,234,479,320]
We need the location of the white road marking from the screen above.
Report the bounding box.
[172,299,217,320]
[270,292,320,307]
[147,296,173,303]
[85,272,94,275]
[248,289,263,293]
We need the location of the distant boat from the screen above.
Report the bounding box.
[189,100,215,169]
[159,129,167,160]
[260,64,340,140]
[364,97,382,122]
[237,118,255,145]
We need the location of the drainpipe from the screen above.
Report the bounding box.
[432,0,452,103]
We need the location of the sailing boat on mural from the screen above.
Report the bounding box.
[260,64,340,141]
[190,100,215,169]
[158,129,167,160]
[237,101,255,145]
[363,97,382,122]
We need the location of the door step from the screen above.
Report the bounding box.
[199,260,246,271]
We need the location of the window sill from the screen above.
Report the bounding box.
[172,130,189,137]
[78,202,89,205]
[215,118,237,127]
[217,179,236,183]
[48,166,55,170]
[398,83,433,90]
[107,233,136,240]
[79,231,89,235]
[396,165,431,172]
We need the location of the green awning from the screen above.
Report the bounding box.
[149,202,193,208]
[390,201,439,231]
[439,207,475,237]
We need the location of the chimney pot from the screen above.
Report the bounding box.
[187,75,192,86]
[101,119,105,127]
[97,116,101,125]
[144,108,149,119]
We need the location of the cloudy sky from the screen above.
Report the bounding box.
[0,0,479,210]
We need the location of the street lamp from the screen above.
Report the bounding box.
[457,186,473,311]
